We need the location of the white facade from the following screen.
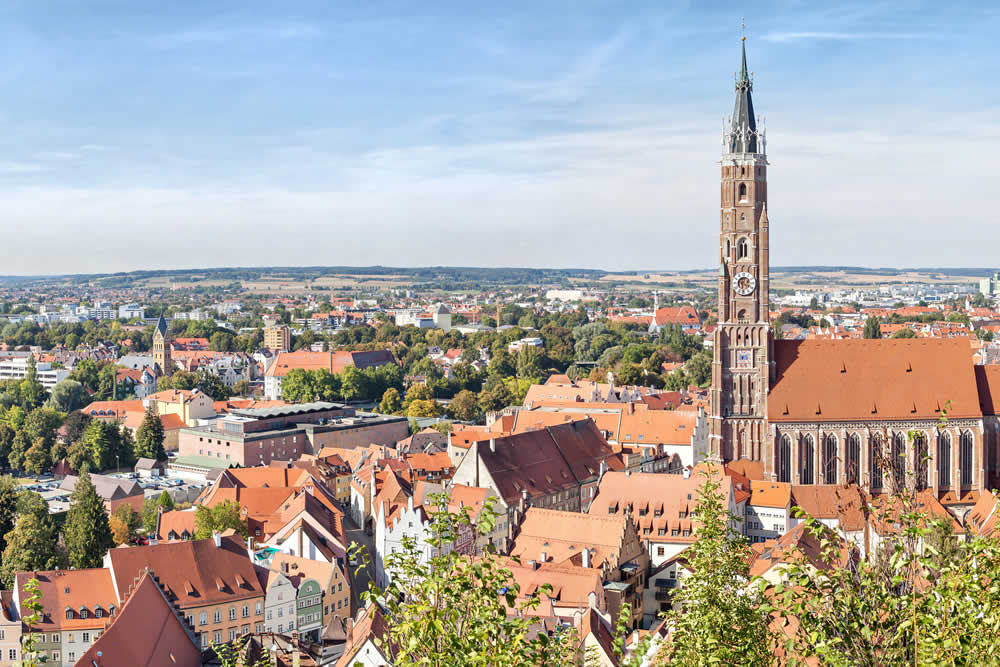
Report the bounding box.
[263,574,298,635]
[374,496,449,589]
[118,304,145,320]
[0,359,69,390]
[744,503,791,544]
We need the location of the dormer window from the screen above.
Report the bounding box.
[80,608,88,619]
[95,608,103,618]
[65,608,74,620]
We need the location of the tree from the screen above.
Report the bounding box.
[892,327,917,338]
[158,370,199,391]
[378,387,402,414]
[8,431,29,471]
[478,377,515,413]
[0,501,64,587]
[109,515,131,546]
[351,493,576,665]
[340,366,370,402]
[156,490,175,512]
[135,408,167,461]
[19,357,45,409]
[46,379,86,412]
[661,469,774,665]
[232,379,251,397]
[209,331,235,352]
[194,500,248,539]
[23,439,50,475]
[63,470,114,569]
[448,390,479,422]
[0,476,20,559]
[196,371,231,401]
[61,411,92,447]
[81,418,113,471]
[69,359,100,393]
[23,407,64,448]
[863,316,882,339]
[407,399,443,418]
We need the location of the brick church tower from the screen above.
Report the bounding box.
[709,36,773,462]
[152,314,173,376]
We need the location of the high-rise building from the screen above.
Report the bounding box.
[710,35,772,462]
[264,325,291,353]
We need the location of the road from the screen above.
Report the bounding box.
[343,514,377,615]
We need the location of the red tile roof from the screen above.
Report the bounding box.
[78,571,202,667]
[769,339,981,422]
[16,568,117,631]
[108,535,265,608]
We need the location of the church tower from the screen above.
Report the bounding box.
[152,314,173,376]
[709,36,773,462]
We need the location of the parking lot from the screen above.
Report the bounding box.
[21,471,212,513]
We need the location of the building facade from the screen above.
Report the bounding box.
[152,315,173,375]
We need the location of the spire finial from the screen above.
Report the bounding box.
[741,17,745,41]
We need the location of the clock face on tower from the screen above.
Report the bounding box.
[734,271,756,296]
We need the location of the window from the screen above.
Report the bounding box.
[738,182,747,202]
[66,633,72,642]
[938,432,952,488]
[737,238,749,259]
[8,649,16,661]
[961,431,974,487]
[52,652,60,662]
[800,434,815,485]
[255,623,263,633]
[255,602,262,615]
[278,624,283,633]
[214,631,222,645]
[82,632,90,642]
[267,610,272,620]
[823,434,838,484]
[80,609,88,619]
[777,434,791,483]
[657,546,665,556]
[229,629,237,641]
[847,434,861,484]
[214,610,222,623]
[68,653,75,662]
[242,604,249,618]
[199,612,208,626]
[95,608,103,618]
[914,433,928,490]
[871,434,884,491]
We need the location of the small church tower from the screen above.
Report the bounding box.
[709,34,773,462]
[152,314,172,376]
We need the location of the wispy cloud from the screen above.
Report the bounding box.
[150,23,323,48]
[536,26,636,102]
[762,31,929,43]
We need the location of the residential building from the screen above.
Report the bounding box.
[106,534,267,649]
[267,554,350,641]
[143,388,216,427]
[744,480,792,543]
[262,568,297,635]
[509,507,649,630]
[13,568,118,667]
[264,325,291,353]
[264,350,396,400]
[117,303,145,320]
[0,591,21,666]
[335,604,392,667]
[450,419,619,535]
[59,473,144,515]
[588,467,747,567]
[77,571,202,667]
[0,358,69,390]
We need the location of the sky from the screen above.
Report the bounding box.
[0,0,998,275]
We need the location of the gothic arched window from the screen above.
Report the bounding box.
[892,432,906,491]
[801,434,815,485]
[871,433,884,491]
[960,430,974,487]
[823,434,838,484]
[738,183,748,202]
[846,434,860,484]
[938,431,952,489]
[777,434,791,483]
[737,238,749,259]
[913,433,928,490]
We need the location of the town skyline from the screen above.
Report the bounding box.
[1,2,998,272]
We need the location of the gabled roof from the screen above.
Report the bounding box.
[155,509,197,541]
[511,508,629,569]
[16,568,117,631]
[77,571,201,667]
[769,339,982,422]
[108,535,265,606]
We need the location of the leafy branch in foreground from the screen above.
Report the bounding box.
[350,492,577,666]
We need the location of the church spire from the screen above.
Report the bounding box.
[727,33,759,154]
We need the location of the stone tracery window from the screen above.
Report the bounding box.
[938,431,952,489]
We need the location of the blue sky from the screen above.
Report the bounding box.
[0,1,998,275]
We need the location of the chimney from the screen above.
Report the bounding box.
[281,561,289,574]
[212,531,222,548]
[527,560,538,570]
[489,438,496,453]
[540,550,547,563]
[582,548,591,568]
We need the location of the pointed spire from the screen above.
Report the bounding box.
[727,31,758,154]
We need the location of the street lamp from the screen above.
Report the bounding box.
[116,454,120,474]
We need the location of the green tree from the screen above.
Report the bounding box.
[407,399,443,418]
[662,469,774,665]
[448,389,479,422]
[350,493,576,666]
[340,366,370,402]
[24,407,64,447]
[81,418,113,471]
[61,411,92,447]
[863,316,882,339]
[378,387,403,414]
[69,359,100,393]
[892,327,917,338]
[46,378,86,412]
[0,499,64,587]
[135,407,167,461]
[279,368,316,403]
[19,357,46,409]
[196,370,231,401]
[23,439,50,475]
[0,477,20,563]
[232,379,251,397]
[194,500,248,539]
[157,490,175,512]
[8,431,29,471]
[63,470,115,569]
[478,377,515,413]
[209,330,235,352]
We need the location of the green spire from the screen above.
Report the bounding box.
[728,35,758,154]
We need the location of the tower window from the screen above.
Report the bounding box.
[737,309,748,323]
[738,183,747,202]
[737,238,749,259]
